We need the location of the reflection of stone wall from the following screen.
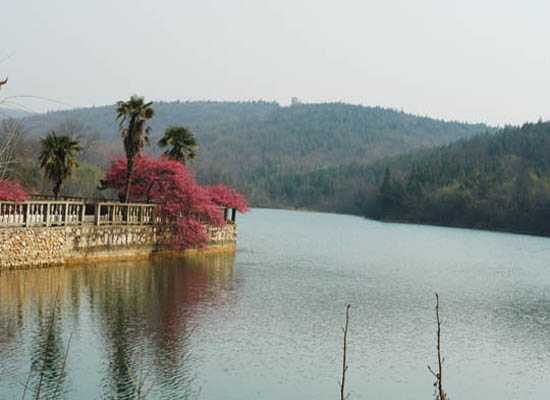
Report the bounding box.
[0,223,237,270]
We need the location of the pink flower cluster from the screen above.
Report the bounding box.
[102,155,248,248]
[0,179,28,202]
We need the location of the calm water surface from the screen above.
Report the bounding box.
[1,209,550,399]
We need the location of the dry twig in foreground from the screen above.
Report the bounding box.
[428,293,448,400]
[340,304,351,400]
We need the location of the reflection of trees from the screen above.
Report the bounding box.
[85,254,236,399]
[0,268,72,399]
[27,298,70,399]
[147,255,236,398]
[0,253,236,399]
[492,294,550,352]
[0,268,68,340]
[85,261,153,399]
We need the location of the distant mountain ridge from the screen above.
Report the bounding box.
[18,100,493,205]
[0,107,34,120]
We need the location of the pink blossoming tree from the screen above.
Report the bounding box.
[101,155,248,249]
[0,179,28,202]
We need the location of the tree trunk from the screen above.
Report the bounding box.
[123,115,137,203]
[53,180,62,200]
[124,157,134,203]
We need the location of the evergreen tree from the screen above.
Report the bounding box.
[39,132,81,199]
[158,126,198,165]
[116,95,154,203]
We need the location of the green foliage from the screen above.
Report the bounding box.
[359,122,550,235]
[379,167,403,217]
[39,132,81,199]
[20,101,490,205]
[12,100,550,236]
[158,126,197,164]
[115,95,154,202]
[63,162,105,198]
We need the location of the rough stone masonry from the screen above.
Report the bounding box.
[0,223,236,271]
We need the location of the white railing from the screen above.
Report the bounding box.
[0,200,156,228]
[0,201,85,227]
[95,203,156,226]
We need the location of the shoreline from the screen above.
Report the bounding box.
[251,205,550,239]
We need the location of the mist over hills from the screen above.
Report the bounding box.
[0,108,34,120]
[18,100,492,205]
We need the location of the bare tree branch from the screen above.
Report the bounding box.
[339,304,351,400]
[427,293,448,400]
[0,118,23,179]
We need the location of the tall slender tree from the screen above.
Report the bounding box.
[158,126,198,165]
[116,95,154,202]
[39,132,81,199]
[0,118,22,179]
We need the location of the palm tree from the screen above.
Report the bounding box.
[158,126,198,165]
[116,95,154,202]
[39,132,81,199]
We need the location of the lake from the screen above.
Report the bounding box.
[1,208,550,399]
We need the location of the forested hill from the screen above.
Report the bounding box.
[280,121,550,236]
[370,121,550,236]
[19,100,490,203]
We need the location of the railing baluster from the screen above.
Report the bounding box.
[45,203,50,227]
[1,200,156,228]
[96,204,101,226]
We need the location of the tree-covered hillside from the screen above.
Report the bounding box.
[11,100,548,237]
[281,121,550,236]
[20,101,490,204]
[367,121,550,235]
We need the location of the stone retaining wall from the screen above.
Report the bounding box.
[0,223,237,270]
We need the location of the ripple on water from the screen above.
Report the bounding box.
[1,209,550,399]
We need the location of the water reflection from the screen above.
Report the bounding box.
[29,300,70,399]
[0,254,236,399]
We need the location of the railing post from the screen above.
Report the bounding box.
[95,203,101,226]
[45,202,50,227]
[80,203,86,225]
[25,202,30,227]
[64,202,69,226]
[0,200,159,228]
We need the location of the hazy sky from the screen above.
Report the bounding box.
[2,0,550,125]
